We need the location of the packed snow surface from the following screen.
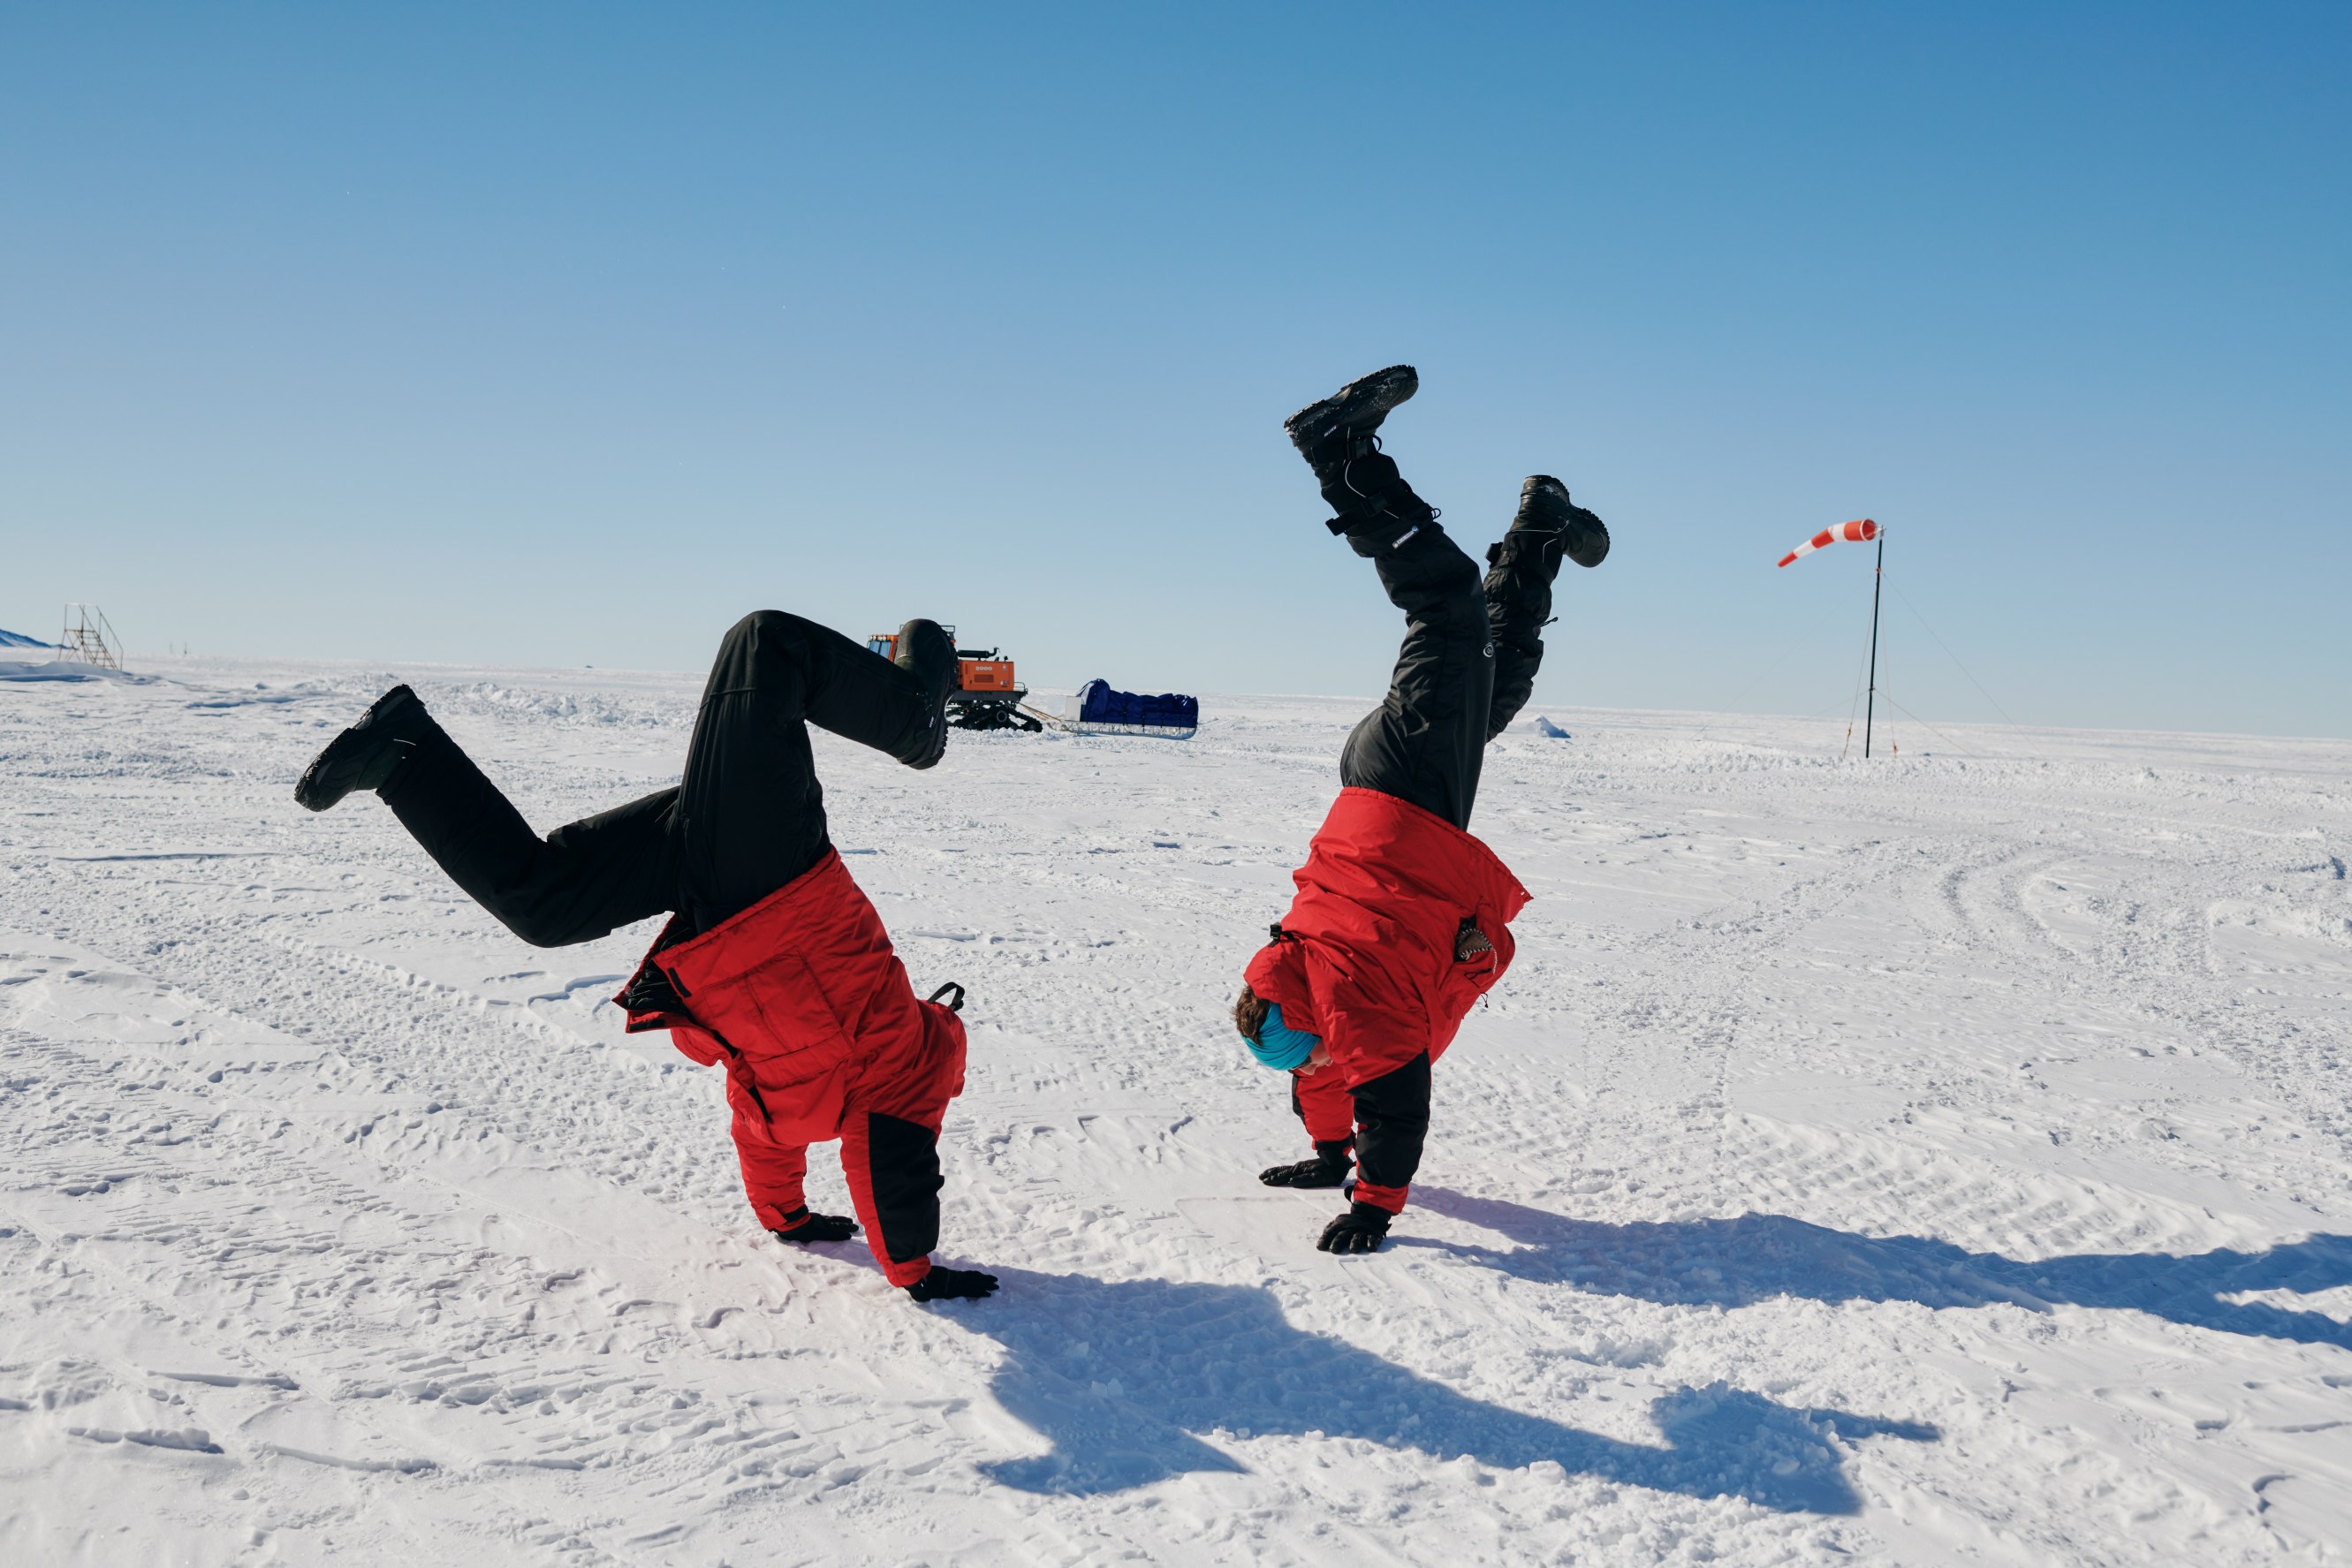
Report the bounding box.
[4,657,2349,1565]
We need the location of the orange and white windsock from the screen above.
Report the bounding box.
[1777,518,1878,568]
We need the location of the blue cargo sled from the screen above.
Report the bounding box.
[1058,679,1198,739]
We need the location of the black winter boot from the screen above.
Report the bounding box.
[1484,477,1607,651]
[1260,1138,1356,1189]
[888,618,959,770]
[1284,365,1438,537]
[294,686,435,811]
[1285,363,1418,463]
[1491,475,1608,575]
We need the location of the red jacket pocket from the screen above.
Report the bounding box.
[721,951,860,1141]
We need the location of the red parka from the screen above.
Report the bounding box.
[1245,788,1530,1209]
[617,849,966,1287]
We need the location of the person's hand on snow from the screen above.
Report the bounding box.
[907,1266,999,1302]
[1261,1138,1355,1188]
[1260,1156,1350,1188]
[1316,1202,1392,1254]
[770,1208,858,1245]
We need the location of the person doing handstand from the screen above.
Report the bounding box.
[1234,365,1609,1254]
[295,612,998,1300]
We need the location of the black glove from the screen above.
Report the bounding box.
[1260,1138,1355,1188]
[770,1208,858,1245]
[1316,1201,1392,1254]
[907,1266,999,1301]
[619,960,687,1016]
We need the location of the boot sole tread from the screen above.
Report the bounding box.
[1282,364,1419,440]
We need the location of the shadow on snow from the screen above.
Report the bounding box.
[960,1268,1934,1508]
[1400,1188,2352,1349]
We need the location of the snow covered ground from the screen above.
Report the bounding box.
[4,654,2348,1566]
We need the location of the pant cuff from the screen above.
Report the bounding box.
[751,1196,809,1231]
[879,1254,932,1288]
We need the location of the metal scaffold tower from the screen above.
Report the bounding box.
[58,603,122,670]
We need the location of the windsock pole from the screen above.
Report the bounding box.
[1775,517,1884,759]
[1863,527,1885,759]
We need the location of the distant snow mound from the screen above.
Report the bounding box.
[432,680,689,731]
[0,626,54,649]
[1534,716,1571,739]
[0,655,149,685]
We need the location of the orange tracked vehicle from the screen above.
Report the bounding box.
[866,626,1042,732]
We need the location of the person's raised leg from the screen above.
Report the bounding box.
[674,610,957,931]
[1337,531,1494,830]
[1483,476,1609,740]
[296,685,679,947]
[1285,366,1495,829]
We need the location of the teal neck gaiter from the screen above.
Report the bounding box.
[1246,1004,1320,1071]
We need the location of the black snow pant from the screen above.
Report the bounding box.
[1309,504,1556,1201]
[1337,520,1548,832]
[377,610,929,946]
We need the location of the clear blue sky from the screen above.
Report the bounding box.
[4,4,2346,738]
